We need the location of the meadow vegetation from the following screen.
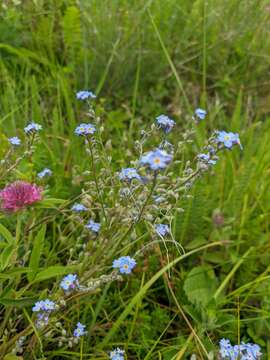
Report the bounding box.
[0,0,270,359]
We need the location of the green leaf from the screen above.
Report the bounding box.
[32,265,79,283]
[0,244,16,271]
[0,268,33,279]
[4,354,23,360]
[34,198,65,209]
[183,266,218,307]
[0,297,37,307]
[0,223,14,244]
[28,225,46,282]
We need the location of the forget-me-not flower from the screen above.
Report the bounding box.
[60,274,79,292]
[71,203,88,212]
[112,256,136,274]
[73,322,87,337]
[8,137,21,146]
[194,108,207,120]
[24,122,42,134]
[74,123,96,136]
[85,219,101,233]
[155,224,170,237]
[110,348,125,360]
[76,90,96,100]
[140,149,173,170]
[119,168,141,182]
[156,114,175,133]
[216,131,242,149]
[37,168,52,179]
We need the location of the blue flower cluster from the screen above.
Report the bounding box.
[197,153,217,165]
[112,256,136,274]
[110,348,125,360]
[219,338,262,359]
[156,114,175,133]
[76,90,96,100]
[119,168,141,182]
[32,299,56,327]
[71,203,88,212]
[74,123,96,136]
[60,274,79,292]
[24,122,42,134]
[37,168,52,179]
[195,108,207,120]
[8,137,21,146]
[85,219,101,233]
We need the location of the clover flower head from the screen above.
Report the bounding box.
[195,108,207,120]
[74,123,96,136]
[73,322,87,337]
[60,274,79,292]
[216,131,242,149]
[140,149,173,170]
[0,181,42,212]
[110,347,125,360]
[85,219,101,233]
[197,153,217,165]
[156,114,175,133]
[8,137,21,146]
[71,203,88,212]
[24,122,42,134]
[119,168,141,181]
[76,90,96,100]
[112,256,136,274]
[155,224,170,237]
[37,168,52,179]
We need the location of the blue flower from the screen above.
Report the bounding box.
[60,274,78,291]
[195,108,207,120]
[37,168,52,179]
[76,91,96,100]
[24,122,42,134]
[216,131,242,149]
[140,149,173,170]
[112,256,136,274]
[219,338,262,359]
[73,322,87,337]
[155,224,170,237]
[110,348,125,360]
[71,203,88,212]
[156,114,175,133]
[85,220,101,233]
[119,168,141,181]
[8,137,21,146]
[74,123,96,136]
[197,153,217,165]
[32,299,55,312]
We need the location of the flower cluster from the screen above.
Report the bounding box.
[71,203,88,212]
[32,299,56,327]
[38,168,52,179]
[219,339,262,359]
[74,123,96,136]
[156,114,175,133]
[197,153,217,166]
[119,168,141,182]
[8,136,21,146]
[0,181,42,212]
[76,90,96,100]
[60,274,79,292]
[24,122,42,134]
[194,108,207,120]
[85,219,101,233]
[110,348,125,360]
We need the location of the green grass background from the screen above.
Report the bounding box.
[0,0,270,359]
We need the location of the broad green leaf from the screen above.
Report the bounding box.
[0,223,14,244]
[33,265,79,283]
[28,225,46,282]
[183,266,218,307]
[0,244,16,271]
[0,297,37,307]
[0,268,33,279]
[35,198,65,209]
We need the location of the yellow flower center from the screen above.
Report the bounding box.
[154,158,161,164]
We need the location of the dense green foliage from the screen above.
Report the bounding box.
[0,0,270,359]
